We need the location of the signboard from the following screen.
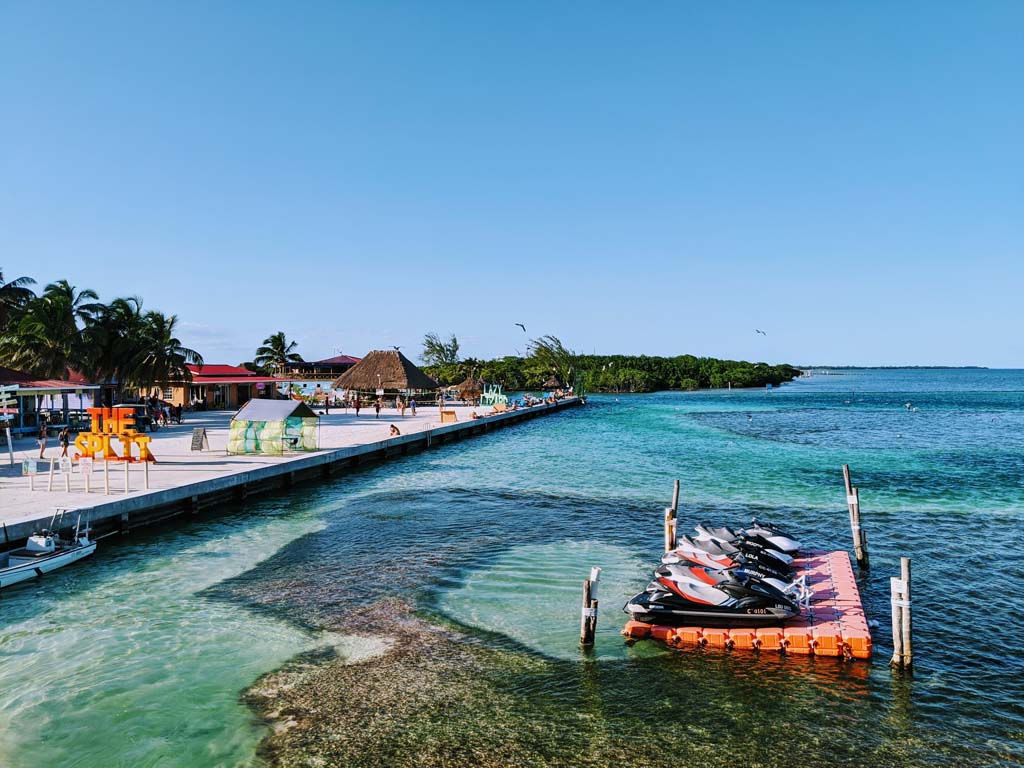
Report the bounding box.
[22,460,38,476]
[375,388,384,396]
[3,425,12,466]
[191,427,210,451]
[59,457,73,474]
[79,457,94,474]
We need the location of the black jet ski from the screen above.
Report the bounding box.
[663,534,794,578]
[693,519,801,556]
[623,567,804,626]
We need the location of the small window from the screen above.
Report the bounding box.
[162,388,173,401]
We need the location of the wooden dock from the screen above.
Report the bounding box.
[623,549,872,659]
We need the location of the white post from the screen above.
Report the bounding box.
[124,460,129,494]
[64,462,71,493]
[144,458,150,490]
[85,463,91,494]
[48,459,55,492]
[889,576,904,667]
[104,459,110,495]
[901,557,912,668]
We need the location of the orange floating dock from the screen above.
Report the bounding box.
[623,550,872,659]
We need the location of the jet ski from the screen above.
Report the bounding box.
[652,561,801,598]
[663,534,794,577]
[694,520,801,557]
[623,568,804,626]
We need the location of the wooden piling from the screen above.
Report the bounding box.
[842,465,870,570]
[580,566,601,647]
[889,557,913,669]
[664,479,680,551]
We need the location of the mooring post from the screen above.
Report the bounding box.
[664,479,680,551]
[580,566,601,647]
[842,465,870,570]
[48,459,55,492]
[889,557,913,669]
[901,557,913,667]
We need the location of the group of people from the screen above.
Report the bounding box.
[348,395,418,419]
[147,396,184,427]
[36,421,71,460]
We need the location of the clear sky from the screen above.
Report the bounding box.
[2,3,1021,367]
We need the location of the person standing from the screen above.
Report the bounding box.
[410,398,417,417]
[374,397,382,419]
[38,423,47,459]
[355,397,361,417]
[59,427,70,457]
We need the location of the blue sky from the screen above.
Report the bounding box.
[2,3,1021,367]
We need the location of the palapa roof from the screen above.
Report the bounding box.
[332,350,438,392]
[543,376,563,388]
[457,376,484,397]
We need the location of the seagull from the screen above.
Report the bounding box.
[515,323,526,333]
[755,329,767,336]
[392,346,401,351]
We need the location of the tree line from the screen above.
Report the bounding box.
[0,268,202,395]
[421,333,800,393]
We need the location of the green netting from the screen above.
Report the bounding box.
[228,417,318,454]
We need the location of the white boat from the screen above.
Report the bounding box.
[0,515,96,590]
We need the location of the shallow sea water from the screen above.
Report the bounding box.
[1,369,1023,766]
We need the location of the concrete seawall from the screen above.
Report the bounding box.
[1,397,582,544]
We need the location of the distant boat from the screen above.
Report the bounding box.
[0,514,96,590]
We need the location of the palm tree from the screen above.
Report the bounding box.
[0,269,37,332]
[133,311,203,392]
[43,280,102,326]
[80,296,147,400]
[254,331,303,376]
[0,293,83,378]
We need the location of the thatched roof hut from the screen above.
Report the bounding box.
[332,350,438,392]
[457,376,484,401]
[543,376,563,389]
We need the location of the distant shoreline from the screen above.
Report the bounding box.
[795,365,988,370]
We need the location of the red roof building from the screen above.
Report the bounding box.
[142,365,286,410]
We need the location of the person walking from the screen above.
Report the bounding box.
[354,398,361,417]
[59,427,70,457]
[410,398,417,417]
[374,397,382,419]
[37,423,47,459]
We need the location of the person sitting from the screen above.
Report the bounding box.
[470,411,480,419]
[389,424,401,436]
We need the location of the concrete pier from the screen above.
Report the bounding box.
[0,398,581,543]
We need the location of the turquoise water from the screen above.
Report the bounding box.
[1,369,1023,766]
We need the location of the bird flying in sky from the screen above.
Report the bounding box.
[392,345,401,350]
[515,323,526,333]
[755,329,767,336]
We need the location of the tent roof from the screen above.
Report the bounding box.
[332,350,438,391]
[232,399,318,422]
